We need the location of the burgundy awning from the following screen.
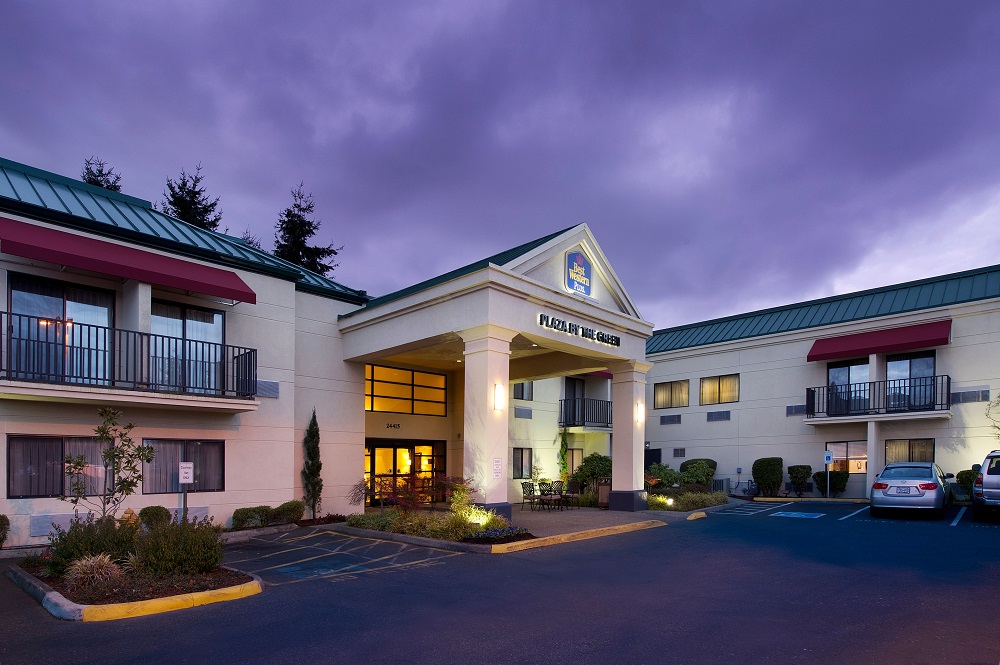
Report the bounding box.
[807,320,952,362]
[0,217,256,304]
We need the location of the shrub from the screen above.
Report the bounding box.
[957,469,977,496]
[0,514,9,549]
[577,491,599,508]
[48,516,139,576]
[787,465,813,497]
[812,470,850,497]
[345,507,511,542]
[135,517,223,576]
[647,463,681,487]
[649,491,728,511]
[465,526,529,542]
[680,460,715,486]
[752,457,784,497]
[272,500,305,525]
[571,453,612,492]
[231,505,273,530]
[679,458,718,475]
[64,553,124,591]
[138,506,172,531]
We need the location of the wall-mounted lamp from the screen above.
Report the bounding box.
[635,401,645,424]
[494,383,506,412]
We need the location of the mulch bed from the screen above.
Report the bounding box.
[295,514,348,527]
[461,532,537,545]
[18,560,253,606]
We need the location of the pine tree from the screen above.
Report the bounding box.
[240,228,263,250]
[274,183,341,276]
[301,408,323,518]
[161,164,222,231]
[81,156,122,192]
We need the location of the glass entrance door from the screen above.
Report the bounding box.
[365,440,446,505]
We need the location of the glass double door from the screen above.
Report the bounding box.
[364,439,446,505]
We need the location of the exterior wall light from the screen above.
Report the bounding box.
[636,401,645,424]
[494,383,505,412]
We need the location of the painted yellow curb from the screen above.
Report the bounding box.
[81,580,262,622]
[686,512,707,520]
[490,519,665,553]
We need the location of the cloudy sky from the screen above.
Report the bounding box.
[2,1,999,329]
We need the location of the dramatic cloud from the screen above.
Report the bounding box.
[2,0,998,328]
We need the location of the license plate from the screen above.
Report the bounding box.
[896,486,911,494]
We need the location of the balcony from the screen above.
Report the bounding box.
[0,312,257,401]
[559,398,613,428]
[806,375,950,419]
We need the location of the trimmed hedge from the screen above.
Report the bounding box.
[956,469,977,496]
[813,470,850,497]
[787,465,813,497]
[0,513,9,549]
[135,517,223,576]
[138,506,172,530]
[752,457,784,497]
[679,458,718,475]
[232,505,273,530]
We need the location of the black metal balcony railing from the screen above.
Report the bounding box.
[806,375,950,418]
[559,398,613,428]
[2,312,257,398]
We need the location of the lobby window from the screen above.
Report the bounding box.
[567,448,584,475]
[653,380,689,409]
[143,440,225,494]
[365,365,447,416]
[7,436,107,499]
[826,441,868,474]
[700,374,739,405]
[885,438,935,464]
[513,448,533,479]
[513,381,533,401]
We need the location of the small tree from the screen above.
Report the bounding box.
[557,427,569,483]
[752,457,783,497]
[62,408,155,520]
[273,183,341,276]
[161,163,222,231]
[301,409,323,518]
[81,156,122,192]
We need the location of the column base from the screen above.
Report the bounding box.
[477,502,512,521]
[609,490,648,512]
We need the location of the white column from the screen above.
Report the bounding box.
[459,325,517,517]
[867,353,883,490]
[121,280,151,333]
[609,360,652,511]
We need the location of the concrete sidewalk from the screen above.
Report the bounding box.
[509,499,736,537]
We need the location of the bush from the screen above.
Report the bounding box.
[787,465,813,497]
[812,470,850,497]
[231,505,273,530]
[0,514,9,549]
[135,517,223,576]
[272,500,305,525]
[138,506,172,530]
[646,463,681,487]
[648,491,728,511]
[344,507,511,542]
[680,460,715,486]
[571,453,612,492]
[48,516,139,576]
[64,553,124,591]
[957,469,977,496]
[752,457,784,497]
[679,458,718,475]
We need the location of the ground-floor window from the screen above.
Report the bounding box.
[143,440,225,494]
[567,448,584,475]
[365,439,446,504]
[513,447,532,479]
[7,436,106,499]
[885,438,935,464]
[826,441,868,474]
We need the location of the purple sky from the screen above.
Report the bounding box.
[3,1,999,329]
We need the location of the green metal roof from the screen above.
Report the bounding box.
[0,156,367,304]
[647,264,1000,355]
[341,224,580,318]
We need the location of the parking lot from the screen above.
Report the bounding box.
[714,498,1000,529]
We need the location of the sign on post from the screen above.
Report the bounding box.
[823,450,833,465]
[179,462,195,484]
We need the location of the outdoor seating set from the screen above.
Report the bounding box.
[520,480,581,511]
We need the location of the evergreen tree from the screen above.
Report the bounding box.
[274,183,341,276]
[240,228,263,250]
[301,408,323,518]
[81,156,122,192]
[161,164,222,231]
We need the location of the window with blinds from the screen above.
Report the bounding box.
[700,374,739,405]
[653,380,689,409]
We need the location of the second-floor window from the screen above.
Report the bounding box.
[513,381,533,401]
[151,302,224,394]
[365,364,447,416]
[700,374,739,405]
[653,380,689,409]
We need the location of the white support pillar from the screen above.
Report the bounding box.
[459,325,517,520]
[121,280,151,333]
[866,353,883,491]
[609,360,652,511]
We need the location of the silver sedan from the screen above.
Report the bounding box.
[869,462,953,518]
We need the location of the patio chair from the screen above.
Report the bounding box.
[520,482,540,511]
[562,480,581,509]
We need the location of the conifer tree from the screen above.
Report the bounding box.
[161,164,222,231]
[81,156,122,192]
[274,183,341,276]
[301,409,323,518]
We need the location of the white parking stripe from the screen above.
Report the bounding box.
[755,502,794,512]
[839,507,868,521]
[950,506,966,527]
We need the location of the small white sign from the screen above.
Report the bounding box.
[823,451,833,465]
[493,458,502,480]
[179,462,195,485]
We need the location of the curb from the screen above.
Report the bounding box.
[6,564,262,622]
[328,519,667,554]
[753,497,869,504]
[221,523,298,544]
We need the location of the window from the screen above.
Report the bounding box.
[7,436,106,499]
[513,382,533,401]
[653,380,688,409]
[673,448,686,458]
[886,352,936,411]
[827,359,870,415]
[884,438,934,464]
[513,448,533,479]
[700,374,739,405]
[143,440,225,494]
[8,274,114,385]
[365,365,447,416]
[826,441,868,474]
[567,448,584,475]
[151,302,225,394]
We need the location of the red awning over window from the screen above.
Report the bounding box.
[0,217,256,304]
[807,320,951,362]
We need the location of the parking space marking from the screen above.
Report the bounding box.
[950,506,967,526]
[839,507,868,521]
[717,501,793,516]
[770,511,824,519]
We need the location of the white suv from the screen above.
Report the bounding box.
[971,450,1000,520]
